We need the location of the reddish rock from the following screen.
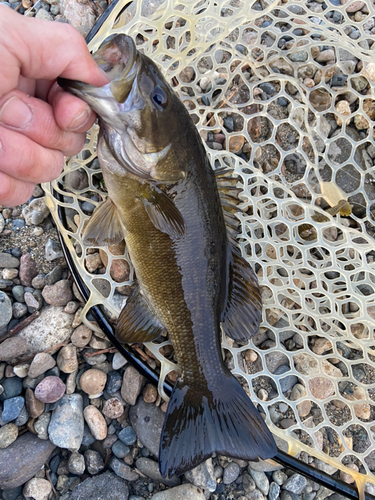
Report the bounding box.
[102,398,124,419]
[35,376,66,403]
[19,254,38,287]
[42,280,73,307]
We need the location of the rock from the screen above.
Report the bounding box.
[110,457,139,481]
[23,478,52,500]
[18,306,73,354]
[84,449,104,475]
[0,253,20,268]
[0,337,28,364]
[143,383,158,403]
[12,302,28,319]
[0,424,18,449]
[293,353,319,376]
[69,471,129,500]
[283,474,307,494]
[19,254,38,287]
[248,460,282,472]
[0,432,55,488]
[136,457,181,487]
[311,338,332,355]
[0,378,23,401]
[248,468,269,495]
[269,482,281,500]
[48,394,84,449]
[223,462,240,484]
[129,398,165,457]
[28,353,56,379]
[151,483,206,500]
[112,440,130,459]
[102,398,124,419]
[99,243,130,283]
[32,275,46,290]
[34,412,51,440]
[11,285,25,303]
[80,368,107,396]
[83,405,107,440]
[24,291,41,312]
[25,388,45,418]
[68,451,85,475]
[106,371,123,394]
[71,324,92,347]
[45,239,64,261]
[2,396,24,422]
[22,198,50,226]
[42,279,72,307]
[1,268,18,280]
[121,365,144,405]
[112,352,127,370]
[184,460,216,492]
[35,376,66,403]
[57,344,78,373]
[308,377,335,399]
[118,426,137,446]
[35,8,53,20]
[0,291,12,331]
[289,383,307,401]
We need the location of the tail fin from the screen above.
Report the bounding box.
[159,374,276,478]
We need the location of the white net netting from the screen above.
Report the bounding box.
[44,0,375,494]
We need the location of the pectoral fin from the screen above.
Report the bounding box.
[140,187,185,238]
[82,197,124,246]
[221,250,262,342]
[116,286,166,343]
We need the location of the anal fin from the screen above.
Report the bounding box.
[116,286,165,344]
[221,251,262,342]
[82,197,124,246]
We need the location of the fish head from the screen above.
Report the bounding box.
[58,34,187,183]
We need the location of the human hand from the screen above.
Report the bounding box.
[0,6,109,207]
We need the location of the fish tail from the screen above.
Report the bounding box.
[159,374,276,478]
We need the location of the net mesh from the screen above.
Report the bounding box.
[44,0,375,493]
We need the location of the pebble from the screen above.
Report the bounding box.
[14,405,28,426]
[28,352,56,378]
[68,451,85,475]
[48,394,84,449]
[112,440,130,459]
[22,198,50,226]
[129,398,165,457]
[2,268,18,280]
[71,324,92,347]
[35,376,66,403]
[0,424,18,449]
[110,457,139,481]
[273,470,288,485]
[283,473,308,494]
[103,397,124,419]
[42,279,73,306]
[269,481,281,500]
[185,458,216,492]
[0,253,20,268]
[19,253,38,287]
[150,483,206,500]
[23,477,52,500]
[69,471,129,500]
[11,364,28,380]
[45,266,63,286]
[83,405,107,440]
[136,457,181,487]
[308,377,335,399]
[82,424,96,447]
[45,239,64,261]
[12,302,27,319]
[112,352,127,370]
[106,370,123,394]
[18,306,73,353]
[57,344,78,373]
[66,368,78,394]
[34,412,51,440]
[223,462,240,484]
[121,365,144,405]
[0,432,55,489]
[249,468,269,495]
[143,383,158,403]
[119,426,137,446]
[0,377,23,401]
[0,291,12,331]
[11,285,25,303]
[25,388,45,418]
[80,368,107,396]
[24,291,40,312]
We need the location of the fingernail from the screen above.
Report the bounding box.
[68,109,91,131]
[0,96,33,129]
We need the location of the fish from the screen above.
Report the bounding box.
[58,33,277,477]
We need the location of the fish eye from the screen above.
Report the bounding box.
[151,87,168,108]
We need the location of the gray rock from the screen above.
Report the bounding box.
[0,254,20,268]
[129,398,164,457]
[112,440,130,459]
[84,449,104,475]
[14,405,28,426]
[11,285,24,303]
[68,471,129,500]
[28,352,56,379]
[0,292,12,330]
[45,239,64,261]
[223,462,240,485]
[48,394,84,450]
[35,412,51,440]
[136,458,180,487]
[283,473,308,494]
[12,302,28,319]
[0,337,28,364]
[110,457,139,481]
[249,468,269,495]
[2,396,24,423]
[0,378,23,401]
[273,470,288,485]
[68,451,85,475]
[3,486,23,500]
[45,266,63,286]
[0,424,18,449]
[185,458,216,492]
[22,198,50,226]
[112,352,127,370]
[248,459,283,472]
[121,365,144,405]
[0,432,55,489]
[18,306,73,354]
[118,426,137,446]
[106,371,123,394]
[269,481,281,500]
[150,483,206,500]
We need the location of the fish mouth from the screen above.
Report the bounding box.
[58,34,137,104]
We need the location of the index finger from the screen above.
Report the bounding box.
[0,6,109,95]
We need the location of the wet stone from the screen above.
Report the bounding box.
[112,440,130,459]
[223,462,240,484]
[84,449,104,475]
[0,423,18,449]
[35,376,66,403]
[118,426,137,446]
[45,266,63,286]
[110,457,139,481]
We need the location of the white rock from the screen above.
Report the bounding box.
[23,477,52,500]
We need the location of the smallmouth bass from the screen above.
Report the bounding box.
[59,34,276,477]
